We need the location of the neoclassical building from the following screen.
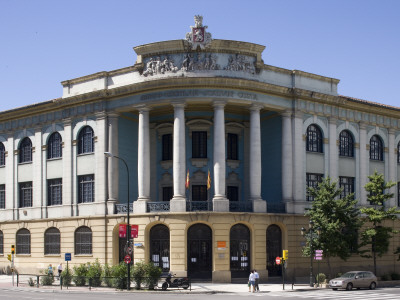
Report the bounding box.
[0,17,399,281]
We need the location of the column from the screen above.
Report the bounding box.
[292,111,304,210]
[33,127,43,219]
[170,102,187,212]
[388,128,396,207]
[249,104,266,212]
[281,111,293,203]
[328,117,338,180]
[95,113,108,214]
[134,105,151,213]
[5,135,15,220]
[212,100,229,211]
[359,123,367,205]
[107,113,119,213]
[62,119,73,217]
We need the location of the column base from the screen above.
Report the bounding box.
[133,198,150,214]
[107,199,117,214]
[252,198,267,213]
[212,197,229,212]
[170,196,187,212]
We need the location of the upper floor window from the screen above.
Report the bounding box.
[227,186,239,202]
[0,142,5,166]
[78,126,94,154]
[227,133,239,160]
[19,137,32,163]
[306,173,323,201]
[16,228,31,254]
[47,132,62,159]
[0,184,5,209]
[44,227,61,255]
[19,182,32,208]
[162,186,173,202]
[339,130,354,157]
[339,176,355,198]
[397,142,400,164]
[75,226,92,255]
[162,134,173,161]
[48,179,62,206]
[398,182,400,207]
[78,175,94,203]
[370,135,383,161]
[192,131,207,158]
[192,185,207,201]
[306,125,323,153]
[0,230,3,254]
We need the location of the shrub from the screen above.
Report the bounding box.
[132,261,146,290]
[41,273,54,286]
[316,273,326,284]
[61,265,72,287]
[73,263,88,286]
[144,262,162,289]
[390,272,400,280]
[111,262,129,290]
[87,259,102,287]
[102,263,113,287]
[28,277,35,287]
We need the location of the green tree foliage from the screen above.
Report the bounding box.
[86,259,102,287]
[304,177,361,276]
[360,171,400,275]
[73,263,88,286]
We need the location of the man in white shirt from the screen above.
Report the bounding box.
[254,269,260,292]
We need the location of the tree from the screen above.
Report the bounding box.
[304,177,361,277]
[359,171,400,275]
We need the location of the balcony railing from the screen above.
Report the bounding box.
[229,201,253,212]
[115,203,133,214]
[147,202,170,212]
[186,201,213,211]
[266,202,286,213]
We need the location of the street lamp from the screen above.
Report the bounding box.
[301,220,321,287]
[104,151,131,290]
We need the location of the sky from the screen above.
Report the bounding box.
[1,0,400,112]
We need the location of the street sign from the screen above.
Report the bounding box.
[65,253,71,261]
[126,246,133,255]
[315,249,323,254]
[124,255,131,264]
[275,257,281,265]
[314,256,322,260]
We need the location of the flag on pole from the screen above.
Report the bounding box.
[185,169,190,189]
[207,169,211,190]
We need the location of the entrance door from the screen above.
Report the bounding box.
[230,224,250,278]
[150,224,170,273]
[267,225,282,277]
[187,224,212,279]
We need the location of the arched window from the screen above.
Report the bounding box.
[78,126,94,154]
[339,130,354,157]
[0,142,5,166]
[16,228,31,254]
[397,142,400,164]
[19,137,32,163]
[370,135,383,161]
[75,226,92,255]
[306,125,323,153]
[47,132,62,159]
[150,224,170,272]
[0,230,3,255]
[44,227,60,255]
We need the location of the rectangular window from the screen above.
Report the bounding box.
[162,186,173,202]
[19,182,32,208]
[227,186,239,202]
[0,184,5,209]
[162,134,173,161]
[192,185,207,201]
[398,182,400,207]
[339,176,355,198]
[0,231,3,254]
[227,133,238,160]
[192,131,207,158]
[78,175,95,203]
[306,173,323,201]
[48,179,62,206]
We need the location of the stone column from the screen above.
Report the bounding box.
[6,135,15,220]
[359,123,368,205]
[281,111,293,203]
[388,128,396,207]
[249,104,266,212]
[170,102,187,212]
[62,119,73,217]
[329,117,338,180]
[95,113,108,214]
[292,111,304,211]
[134,105,151,213]
[33,128,43,219]
[107,113,119,213]
[212,100,229,211]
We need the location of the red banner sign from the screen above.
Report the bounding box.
[119,224,127,238]
[131,225,139,238]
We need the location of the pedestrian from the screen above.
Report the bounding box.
[248,270,255,292]
[254,269,260,292]
[48,264,53,276]
[57,263,63,279]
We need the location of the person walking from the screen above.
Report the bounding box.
[254,269,260,292]
[48,264,53,276]
[57,263,63,279]
[248,270,255,292]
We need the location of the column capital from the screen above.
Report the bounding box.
[388,127,395,135]
[134,104,151,113]
[329,116,338,124]
[171,101,186,108]
[249,103,264,112]
[213,100,227,108]
[107,112,120,119]
[280,110,292,118]
[358,122,367,130]
[62,118,73,126]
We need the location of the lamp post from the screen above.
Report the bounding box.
[301,220,320,287]
[104,151,131,290]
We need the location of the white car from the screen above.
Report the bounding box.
[329,271,378,290]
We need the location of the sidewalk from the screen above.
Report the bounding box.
[0,275,318,294]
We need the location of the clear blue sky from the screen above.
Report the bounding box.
[1,0,399,112]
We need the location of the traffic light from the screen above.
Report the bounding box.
[283,249,288,260]
[11,245,15,254]
[7,254,11,261]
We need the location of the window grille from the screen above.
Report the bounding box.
[78,175,94,203]
[19,137,32,163]
[47,132,62,159]
[0,142,5,166]
[192,131,207,158]
[339,176,355,198]
[19,182,32,208]
[370,135,383,161]
[75,226,92,255]
[306,173,323,201]
[44,227,60,255]
[339,130,354,157]
[306,125,323,153]
[0,184,5,209]
[16,228,31,254]
[48,179,62,206]
[78,126,94,154]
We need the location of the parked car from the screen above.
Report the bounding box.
[329,271,377,290]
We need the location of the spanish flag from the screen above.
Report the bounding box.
[207,169,211,190]
[185,169,190,189]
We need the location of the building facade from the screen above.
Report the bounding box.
[0,17,399,281]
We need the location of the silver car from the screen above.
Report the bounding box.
[329,271,378,290]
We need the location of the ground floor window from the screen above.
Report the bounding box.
[44,227,60,255]
[16,228,31,254]
[150,224,170,272]
[75,226,92,255]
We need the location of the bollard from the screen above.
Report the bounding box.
[89,278,92,290]
[37,275,40,288]
[60,276,63,290]
[16,273,19,287]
